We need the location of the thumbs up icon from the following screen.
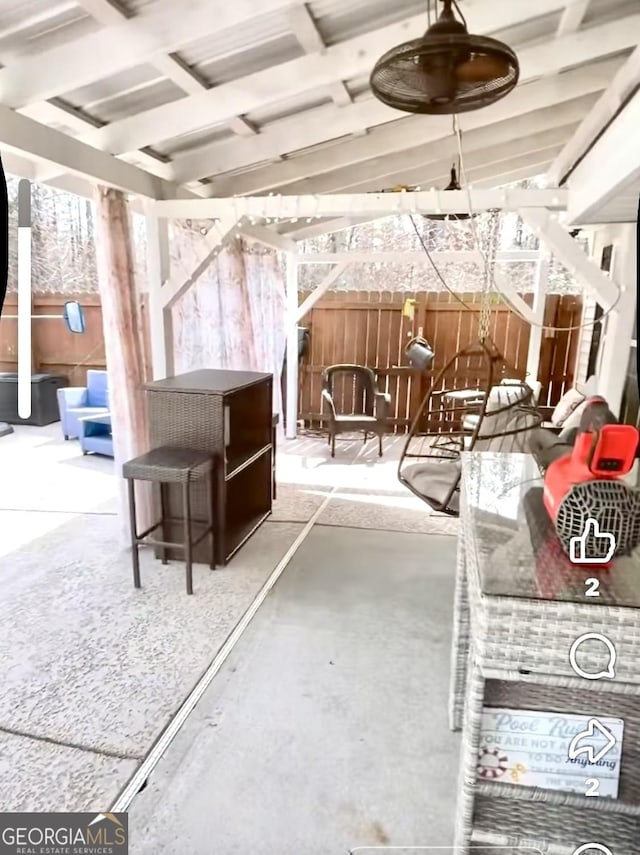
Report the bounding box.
[569,518,616,565]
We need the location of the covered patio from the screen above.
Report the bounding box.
[0,1,638,853]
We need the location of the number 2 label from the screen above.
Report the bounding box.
[585,778,600,796]
[585,578,600,597]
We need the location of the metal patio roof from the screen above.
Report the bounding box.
[0,0,637,215]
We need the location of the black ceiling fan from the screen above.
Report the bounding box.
[370,0,520,115]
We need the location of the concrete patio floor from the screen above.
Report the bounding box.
[129,526,459,854]
[0,423,458,817]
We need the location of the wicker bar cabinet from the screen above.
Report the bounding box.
[449,451,640,853]
[145,369,274,566]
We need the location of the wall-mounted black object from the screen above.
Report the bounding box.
[282,326,310,368]
[586,244,613,379]
[0,156,7,319]
[298,326,310,359]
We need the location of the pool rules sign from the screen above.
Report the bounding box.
[478,708,624,798]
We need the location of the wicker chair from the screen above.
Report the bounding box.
[322,364,390,457]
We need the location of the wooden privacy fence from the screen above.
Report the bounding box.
[0,290,581,429]
[0,294,151,386]
[298,291,582,432]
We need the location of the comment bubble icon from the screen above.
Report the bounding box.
[569,633,616,681]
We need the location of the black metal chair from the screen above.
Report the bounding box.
[322,364,390,457]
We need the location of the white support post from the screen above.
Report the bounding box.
[492,267,537,325]
[144,203,171,379]
[519,207,619,309]
[595,223,637,416]
[296,262,349,322]
[526,251,550,384]
[285,255,299,439]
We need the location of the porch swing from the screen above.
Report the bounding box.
[397,211,541,515]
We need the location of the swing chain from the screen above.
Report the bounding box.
[478,209,500,340]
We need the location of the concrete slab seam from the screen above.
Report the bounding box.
[110,442,370,812]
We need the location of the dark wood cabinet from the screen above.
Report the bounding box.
[145,369,273,565]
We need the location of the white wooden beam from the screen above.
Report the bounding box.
[11,98,169,195]
[173,21,637,183]
[67,12,426,155]
[478,163,558,189]
[144,203,172,379]
[519,207,619,309]
[285,256,299,439]
[0,0,308,107]
[34,0,253,188]
[160,216,240,308]
[204,59,619,195]
[474,164,555,190]
[156,189,567,220]
[556,0,590,36]
[1,149,150,212]
[526,252,550,382]
[492,269,537,325]
[350,147,566,197]
[565,89,640,225]
[294,251,541,264]
[229,117,258,136]
[0,2,77,40]
[75,0,258,143]
[296,262,349,322]
[281,121,580,195]
[239,223,297,253]
[0,103,180,198]
[73,0,211,100]
[548,46,640,186]
[18,101,171,182]
[287,5,353,108]
[32,0,573,157]
[280,216,380,240]
[283,101,589,194]
[0,152,38,181]
[596,224,637,415]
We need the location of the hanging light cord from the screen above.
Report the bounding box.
[409,215,476,311]
[451,0,466,27]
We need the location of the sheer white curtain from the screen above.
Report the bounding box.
[172,226,287,421]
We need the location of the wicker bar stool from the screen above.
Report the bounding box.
[123,446,215,595]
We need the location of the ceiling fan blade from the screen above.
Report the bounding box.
[456,55,510,82]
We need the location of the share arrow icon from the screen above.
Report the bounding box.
[568,719,617,763]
